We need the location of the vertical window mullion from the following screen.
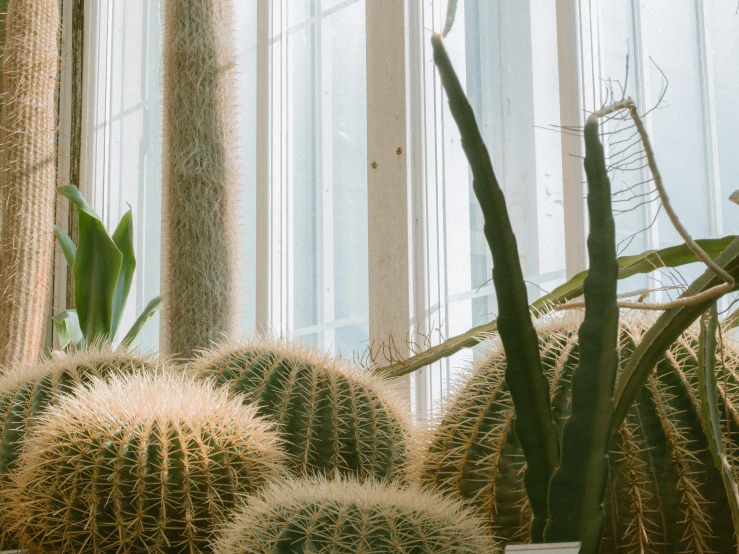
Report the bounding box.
[365,0,411,400]
[695,0,722,237]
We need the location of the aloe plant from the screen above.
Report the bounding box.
[54,186,162,349]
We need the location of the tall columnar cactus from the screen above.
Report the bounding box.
[190,338,412,481]
[0,0,60,365]
[3,372,286,553]
[162,0,240,359]
[417,313,739,553]
[0,347,157,485]
[212,477,499,554]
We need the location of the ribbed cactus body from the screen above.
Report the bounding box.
[0,347,155,483]
[0,0,60,364]
[213,477,498,554]
[191,339,411,480]
[162,0,240,359]
[418,313,739,553]
[3,373,286,554]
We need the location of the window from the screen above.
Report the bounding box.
[58,0,739,417]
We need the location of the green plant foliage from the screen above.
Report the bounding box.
[376,236,736,379]
[544,113,620,551]
[190,338,412,481]
[3,373,287,553]
[417,313,739,553]
[212,477,498,554]
[431,32,558,541]
[55,185,162,348]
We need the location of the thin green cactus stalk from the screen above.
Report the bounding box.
[190,337,412,481]
[162,0,240,359]
[212,477,499,554]
[3,372,287,554]
[0,0,60,365]
[417,314,739,553]
[543,112,620,551]
[431,32,559,542]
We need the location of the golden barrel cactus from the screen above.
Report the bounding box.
[213,477,498,554]
[3,373,287,553]
[190,338,412,481]
[418,313,739,553]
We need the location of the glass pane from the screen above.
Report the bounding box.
[272,0,368,357]
[82,0,164,352]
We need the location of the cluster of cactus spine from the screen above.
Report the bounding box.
[3,372,286,553]
[190,337,412,481]
[162,0,240,359]
[0,0,60,365]
[0,346,157,485]
[418,313,739,553]
[213,476,498,554]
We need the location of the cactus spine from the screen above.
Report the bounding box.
[417,314,739,553]
[190,338,412,481]
[3,372,287,553]
[0,347,157,484]
[213,477,499,554]
[0,0,60,364]
[162,0,240,359]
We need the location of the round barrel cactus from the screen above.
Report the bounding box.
[3,372,286,554]
[212,477,498,554]
[190,338,411,481]
[0,346,157,483]
[417,313,739,553]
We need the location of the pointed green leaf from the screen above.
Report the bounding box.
[698,305,739,532]
[121,296,162,347]
[54,225,77,268]
[57,185,101,220]
[52,309,83,349]
[375,236,737,379]
[110,207,136,339]
[74,210,123,343]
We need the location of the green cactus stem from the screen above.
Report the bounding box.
[544,110,620,552]
[190,337,412,481]
[430,32,559,542]
[0,0,60,364]
[212,477,499,554]
[162,0,240,358]
[417,313,739,553]
[3,372,287,553]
